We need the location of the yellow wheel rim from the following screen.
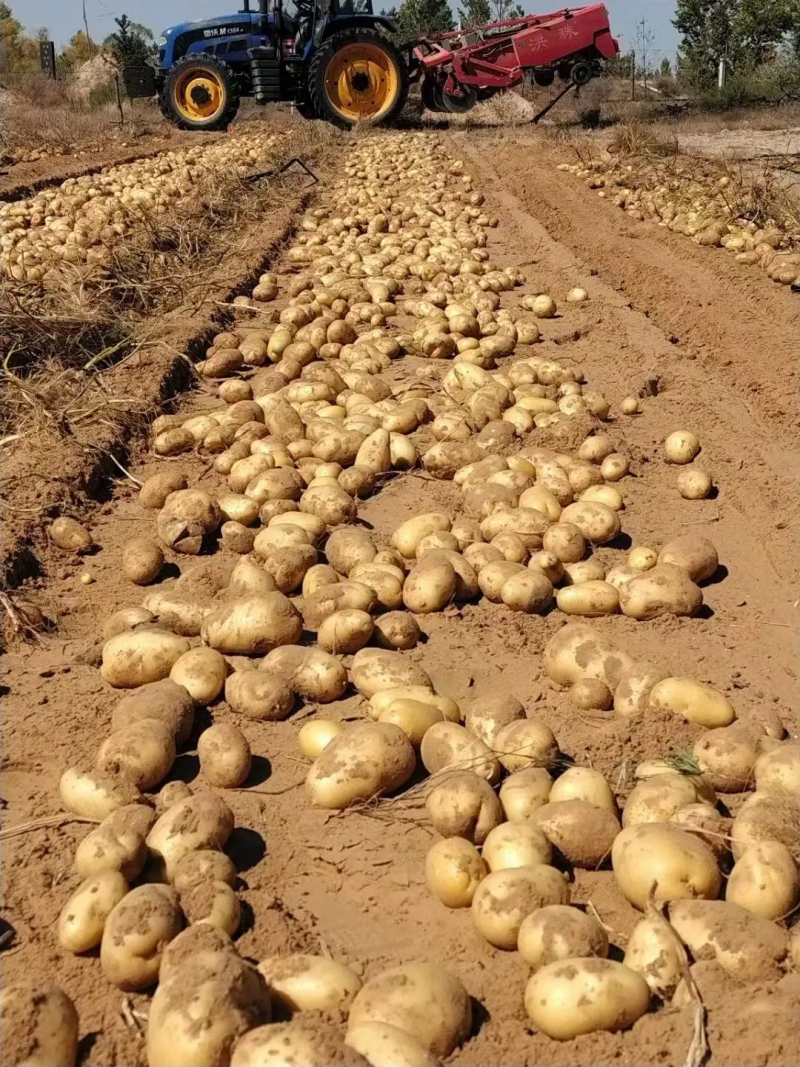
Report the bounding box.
[324,42,399,122]
[174,68,225,122]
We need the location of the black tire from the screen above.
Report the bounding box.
[570,60,594,86]
[159,53,240,131]
[440,83,478,114]
[421,77,441,113]
[534,68,555,87]
[308,28,408,128]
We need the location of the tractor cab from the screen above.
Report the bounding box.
[137,0,405,129]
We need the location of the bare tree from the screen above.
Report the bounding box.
[636,16,655,93]
[82,0,93,48]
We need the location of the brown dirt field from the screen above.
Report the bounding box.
[2,127,800,1067]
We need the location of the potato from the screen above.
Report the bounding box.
[482,822,552,871]
[373,611,420,650]
[498,768,552,823]
[425,771,503,844]
[569,678,613,711]
[96,718,175,790]
[227,556,277,599]
[420,722,500,783]
[347,963,471,1058]
[731,793,800,860]
[139,469,188,509]
[346,1022,439,1067]
[563,559,605,585]
[317,608,374,654]
[669,803,730,859]
[157,781,193,813]
[198,724,252,788]
[201,593,302,654]
[559,501,620,544]
[59,767,142,820]
[622,774,701,827]
[658,534,718,583]
[755,742,800,799]
[649,677,735,728]
[49,516,92,554]
[101,628,191,688]
[157,489,221,554]
[550,767,616,812]
[298,719,342,759]
[677,467,713,499]
[58,870,129,953]
[624,913,685,997]
[0,984,79,1067]
[619,564,703,619]
[543,523,585,563]
[726,842,800,920]
[379,699,448,746]
[613,662,668,717]
[325,527,377,575]
[600,452,629,482]
[100,884,182,989]
[472,865,569,949]
[534,800,620,868]
[261,646,347,703]
[306,722,415,808]
[525,959,649,1039]
[493,719,558,772]
[403,557,457,613]
[464,694,525,748]
[302,563,340,598]
[149,935,270,1067]
[667,899,788,980]
[557,580,619,616]
[518,905,608,969]
[693,727,758,792]
[426,837,488,907]
[122,538,164,585]
[350,648,431,698]
[501,569,553,613]
[170,648,227,706]
[225,671,294,721]
[146,792,234,881]
[543,623,610,686]
[180,880,241,936]
[612,823,721,909]
[102,606,156,641]
[75,820,148,881]
[173,850,237,895]
[665,430,700,464]
[301,580,376,629]
[391,513,452,558]
[257,954,362,1013]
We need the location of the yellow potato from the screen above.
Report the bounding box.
[425,837,488,907]
[525,959,649,1039]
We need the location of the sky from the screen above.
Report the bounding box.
[16,0,682,57]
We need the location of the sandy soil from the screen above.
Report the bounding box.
[2,128,800,1066]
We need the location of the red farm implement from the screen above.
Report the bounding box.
[410,3,619,118]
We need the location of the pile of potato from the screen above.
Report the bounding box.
[0,129,286,282]
[33,131,796,1063]
[557,155,800,285]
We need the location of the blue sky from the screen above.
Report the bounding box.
[17,0,681,57]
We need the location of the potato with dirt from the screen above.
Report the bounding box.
[525,958,650,1039]
[306,722,416,808]
[0,983,80,1067]
[257,954,362,1013]
[472,864,570,949]
[201,593,302,654]
[146,791,235,881]
[347,962,471,1059]
[518,905,609,969]
[58,871,129,954]
[198,723,252,788]
[100,884,183,990]
[100,628,191,688]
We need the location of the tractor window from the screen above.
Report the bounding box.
[338,0,373,10]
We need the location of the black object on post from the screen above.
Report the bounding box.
[40,40,57,78]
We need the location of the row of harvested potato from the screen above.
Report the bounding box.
[557,155,800,286]
[25,132,755,1066]
[1,129,287,281]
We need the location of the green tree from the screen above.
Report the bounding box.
[673,0,800,86]
[490,0,525,21]
[104,14,156,66]
[659,56,673,76]
[395,0,454,42]
[58,29,99,73]
[458,0,490,28]
[0,4,42,74]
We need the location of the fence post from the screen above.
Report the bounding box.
[115,75,125,126]
[630,49,635,100]
[718,57,728,91]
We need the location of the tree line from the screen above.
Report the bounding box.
[0,4,155,79]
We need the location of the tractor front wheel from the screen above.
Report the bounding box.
[308,29,408,127]
[160,54,240,131]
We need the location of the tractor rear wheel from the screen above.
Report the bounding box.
[308,28,408,127]
[440,83,478,113]
[160,54,240,131]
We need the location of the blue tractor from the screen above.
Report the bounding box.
[126,0,409,130]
